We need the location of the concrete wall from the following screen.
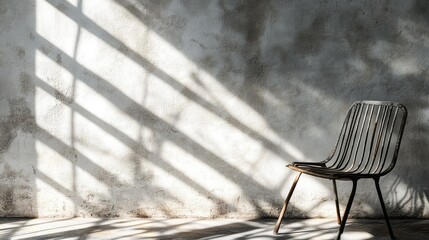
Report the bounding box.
[0,0,428,218]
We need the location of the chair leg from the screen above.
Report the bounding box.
[374,178,396,239]
[337,179,357,240]
[273,173,302,234]
[332,179,341,225]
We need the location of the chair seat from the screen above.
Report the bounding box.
[287,162,381,180]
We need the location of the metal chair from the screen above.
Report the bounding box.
[273,101,407,240]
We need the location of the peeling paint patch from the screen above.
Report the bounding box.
[54,89,73,105]
[0,122,16,154]
[0,187,14,212]
[15,47,25,59]
[131,208,149,218]
[55,53,62,64]
[0,163,34,216]
[0,98,36,154]
[19,72,35,95]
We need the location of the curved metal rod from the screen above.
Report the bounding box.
[374,177,396,239]
[337,179,357,240]
[332,179,341,225]
[273,173,302,234]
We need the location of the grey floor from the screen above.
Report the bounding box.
[0,218,428,239]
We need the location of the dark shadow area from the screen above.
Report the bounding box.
[0,1,38,217]
[158,220,281,240]
[110,0,429,218]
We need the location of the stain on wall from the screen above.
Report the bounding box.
[0,0,428,218]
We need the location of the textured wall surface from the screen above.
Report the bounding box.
[0,0,428,218]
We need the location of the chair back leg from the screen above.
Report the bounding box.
[337,179,357,240]
[374,177,396,239]
[273,173,301,234]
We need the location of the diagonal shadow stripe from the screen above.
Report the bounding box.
[44,0,292,163]
[34,33,278,213]
[34,76,235,212]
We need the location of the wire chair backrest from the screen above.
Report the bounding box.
[325,101,407,176]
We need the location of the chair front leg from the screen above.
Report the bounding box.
[374,177,396,239]
[337,179,357,240]
[273,173,302,234]
[332,179,341,225]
